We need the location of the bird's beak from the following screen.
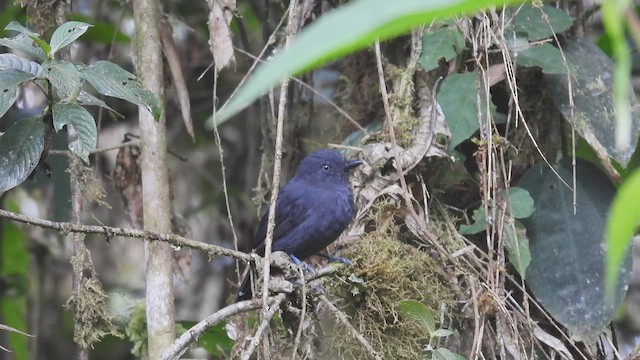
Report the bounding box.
[345,159,363,171]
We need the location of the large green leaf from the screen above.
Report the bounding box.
[43,60,82,100]
[438,71,490,151]
[0,34,46,62]
[177,321,233,356]
[519,158,630,339]
[77,61,162,120]
[606,168,640,300]
[510,5,574,41]
[0,116,45,193]
[212,0,522,125]
[52,102,97,162]
[545,38,640,167]
[4,21,50,56]
[418,25,465,72]
[0,69,36,119]
[516,43,567,74]
[49,21,92,57]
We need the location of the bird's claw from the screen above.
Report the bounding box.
[319,254,353,266]
[290,254,316,274]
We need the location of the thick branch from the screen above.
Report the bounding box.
[0,209,251,261]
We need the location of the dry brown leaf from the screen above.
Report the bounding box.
[208,0,236,71]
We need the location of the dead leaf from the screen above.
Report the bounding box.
[208,0,236,71]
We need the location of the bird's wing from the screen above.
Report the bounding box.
[252,180,310,253]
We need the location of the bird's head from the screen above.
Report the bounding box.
[294,149,362,186]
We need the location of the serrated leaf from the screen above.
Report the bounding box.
[545,38,640,167]
[507,187,535,219]
[0,69,36,119]
[459,207,486,235]
[52,102,97,162]
[0,116,44,193]
[419,26,465,71]
[503,219,531,277]
[519,158,631,339]
[516,43,567,74]
[511,5,574,41]
[0,54,43,77]
[49,21,92,56]
[398,300,435,335]
[78,61,162,120]
[0,34,47,62]
[438,71,491,151]
[43,60,82,100]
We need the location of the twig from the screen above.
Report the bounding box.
[0,209,251,261]
[317,295,382,360]
[241,293,287,360]
[49,140,142,156]
[291,265,307,358]
[159,297,268,360]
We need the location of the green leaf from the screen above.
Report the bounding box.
[0,69,36,119]
[0,116,44,193]
[433,348,466,360]
[503,219,531,277]
[519,158,631,339]
[438,71,489,151]
[545,38,640,167]
[0,54,43,77]
[398,300,435,335]
[418,26,465,71]
[432,329,454,337]
[68,14,130,43]
[507,187,535,219]
[212,0,523,125]
[5,21,40,38]
[458,207,486,235]
[516,43,567,74]
[77,91,123,118]
[78,61,162,120]
[49,21,92,56]
[511,5,574,41]
[43,60,82,100]
[177,321,233,356]
[606,167,640,301]
[0,34,47,62]
[52,102,97,162]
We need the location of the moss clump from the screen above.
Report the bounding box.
[326,224,457,359]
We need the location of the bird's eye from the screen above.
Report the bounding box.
[323,164,331,171]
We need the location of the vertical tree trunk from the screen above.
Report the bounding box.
[132,0,175,358]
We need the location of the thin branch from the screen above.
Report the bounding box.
[0,209,251,262]
[317,295,382,360]
[48,140,142,156]
[159,297,268,360]
[291,266,307,358]
[241,293,287,360]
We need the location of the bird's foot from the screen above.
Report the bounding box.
[289,254,316,274]
[318,253,353,266]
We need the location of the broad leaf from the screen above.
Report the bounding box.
[4,21,50,55]
[212,0,522,125]
[0,116,44,193]
[516,43,567,74]
[511,5,574,41]
[606,168,640,300]
[49,21,92,56]
[438,71,491,151]
[0,34,47,62]
[432,348,465,360]
[519,158,631,339]
[0,54,43,77]
[545,38,640,167]
[0,69,36,119]
[503,219,531,277]
[418,26,465,72]
[43,60,82,100]
[77,91,122,118]
[52,102,97,162]
[78,61,162,120]
[459,207,486,235]
[507,187,534,219]
[177,321,233,356]
[398,300,435,335]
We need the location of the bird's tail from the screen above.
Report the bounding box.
[235,270,253,302]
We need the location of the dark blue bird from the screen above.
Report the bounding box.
[236,149,362,301]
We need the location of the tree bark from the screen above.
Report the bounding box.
[132,0,176,358]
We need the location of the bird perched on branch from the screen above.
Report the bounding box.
[236,149,362,301]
